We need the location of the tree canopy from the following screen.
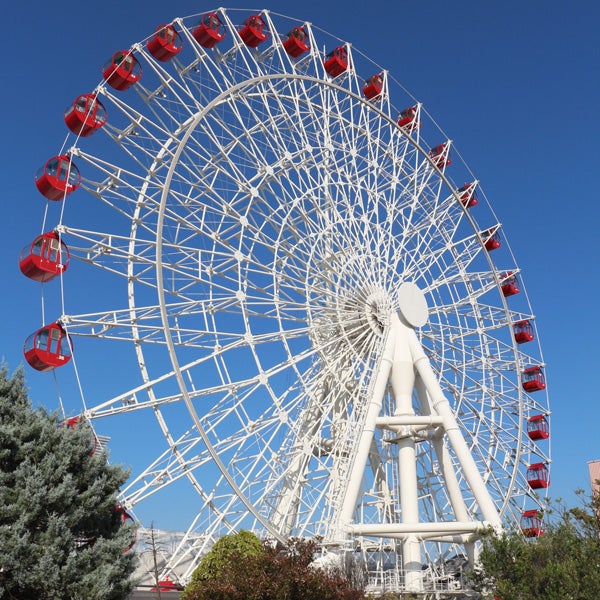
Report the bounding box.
[181,531,366,600]
[0,365,138,599]
[470,490,600,600]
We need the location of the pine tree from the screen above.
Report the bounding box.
[0,365,138,599]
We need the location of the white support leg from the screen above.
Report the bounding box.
[405,322,502,528]
[389,314,422,592]
[415,377,471,523]
[337,330,396,532]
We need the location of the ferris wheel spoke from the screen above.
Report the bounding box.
[72,148,171,219]
[263,372,347,532]
[121,430,208,504]
[98,84,194,145]
[133,77,197,132]
[75,147,258,244]
[265,351,385,515]
[81,326,328,419]
[62,299,315,348]
[195,111,272,183]
[132,43,224,124]
[225,85,308,162]
[434,347,522,386]
[394,189,466,251]
[430,302,534,342]
[427,269,516,300]
[122,410,292,510]
[96,87,185,165]
[400,194,466,260]
[402,235,481,289]
[393,156,446,253]
[200,107,276,177]
[61,226,211,287]
[59,306,223,346]
[122,373,345,523]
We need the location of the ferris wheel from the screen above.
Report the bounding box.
[20,8,551,593]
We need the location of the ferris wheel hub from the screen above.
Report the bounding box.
[364,288,392,334]
[397,282,429,328]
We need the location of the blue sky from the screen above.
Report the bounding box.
[2,0,599,527]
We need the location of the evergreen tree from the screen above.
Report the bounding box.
[0,365,138,599]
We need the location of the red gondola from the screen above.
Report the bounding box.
[238,15,268,48]
[527,414,550,441]
[363,74,383,100]
[522,366,546,392]
[397,105,419,130]
[19,231,69,283]
[23,322,72,372]
[428,143,452,168]
[118,505,134,524]
[192,13,226,48]
[63,415,100,455]
[521,509,545,537]
[457,182,478,208]
[147,24,183,61]
[483,228,501,251]
[116,505,136,552]
[323,46,348,77]
[514,319,534,344]
[526,462,549,489]
[501,272,520,297]
[151,577,184,592]
[35,155,80,201]
[65,415,82,430]
[77,505,136,551]
[102,51,142,91]
[283,26,310,57]
[64,94,107,137]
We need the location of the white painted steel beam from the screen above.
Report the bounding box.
[375,415,444,426]
[348,521,484,536]
[389,312,421,592]
[404,320,502,529]
[337,331,395,530]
